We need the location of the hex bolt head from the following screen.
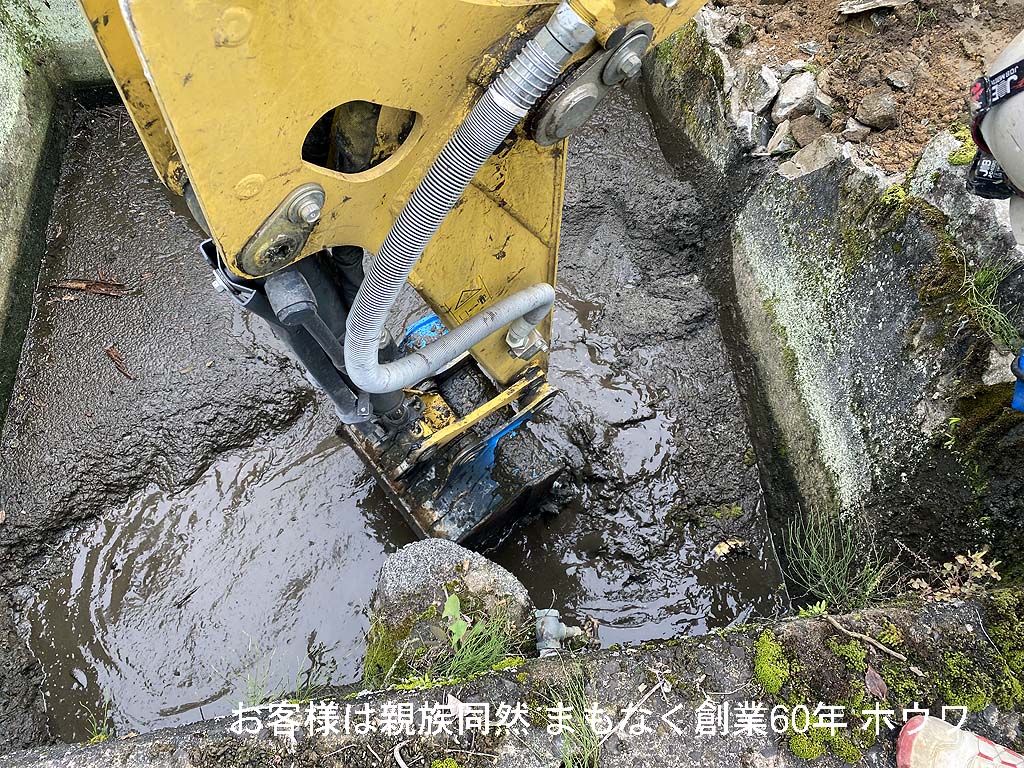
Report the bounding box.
[297,199,321,224]
[620,50,643,80]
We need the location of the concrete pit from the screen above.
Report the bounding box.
[2,2,1024,765]
[0,82,789,745]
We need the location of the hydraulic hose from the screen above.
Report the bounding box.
[344,2,595,395]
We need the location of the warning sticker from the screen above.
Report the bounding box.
[446,275,491,323]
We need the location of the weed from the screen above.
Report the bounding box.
[784,506,899,612]
[215,633,337,707]
[238,638,276,706]
[84,689,113,744]
[287,636,338,703]
[549,662,600,768]
[797,599,828,618]
[915,9,938,30]
[426,595,526,680]
[960,257,1022,350]
[942,417,962,450]
[908,547,1001,600]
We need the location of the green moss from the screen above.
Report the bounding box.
[955,384,1024,459]
[840,227,867,276]
[876,621,903,647]
[788,732,826,761]
[754,630,791,695]
[827,638,868,673]
[491,656,526,672]
[949,142,976,166]
[362,604,439,688]
[879,184,912,224]
[656,21,725,84]
[936,651,994,711]
[431,759,463,768]
[788,728,862,764]
[711,504,743,521]
[830,733,864,763]
[987,591,1024,679]
[951,123,973,143]
[880,659,921,708]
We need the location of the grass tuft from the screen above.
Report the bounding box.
[84,689,113,744]
[960,256,1022,351]
[427,602,526,681]
[784,506,899,612]
[550,662,601,768]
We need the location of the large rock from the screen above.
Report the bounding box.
[789,114,828,147]
[771,71,817,124]
[732,130,1024,564]
[856,86,899,129]
[363,539,535,687]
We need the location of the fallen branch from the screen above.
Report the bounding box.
[49,279,129,297]
[824,614,910,663]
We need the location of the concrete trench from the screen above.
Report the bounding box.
[3,3,1024,766]
[0,75,793,748]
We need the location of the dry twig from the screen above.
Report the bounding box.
[49,279,129,297]
[824,615,916,669]
[104,346,136,380]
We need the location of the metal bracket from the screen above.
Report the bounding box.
[394,367,549,478]
[528,20,654,146]
[236,183,325,277]
[507,327,549,360]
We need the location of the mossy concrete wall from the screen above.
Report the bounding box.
[2,594,1020,767]
[648,9,1024,573]
[0,0,107,419]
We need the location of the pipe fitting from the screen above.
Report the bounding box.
[536,609,584,657]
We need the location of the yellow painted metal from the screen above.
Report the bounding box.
[398,367,550,476]
[79,0,702,387]
[77,0,184,193]
[411,390,458,439]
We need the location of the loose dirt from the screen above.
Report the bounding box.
[715,0,1024,171]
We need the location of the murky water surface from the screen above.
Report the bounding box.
[29,406,415,738]
[20,89,785,740]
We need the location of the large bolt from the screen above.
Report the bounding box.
[658,0,679,7]
[286,184,326,226]
[619,49,643,80]
[297,198,321,224]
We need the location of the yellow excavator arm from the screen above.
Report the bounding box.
[78,0,702,542]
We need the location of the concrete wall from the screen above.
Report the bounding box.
[0,0,108,417]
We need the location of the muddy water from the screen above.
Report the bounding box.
[27,405,414,740]
[13,87,783,742]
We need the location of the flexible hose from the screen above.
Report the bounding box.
[344,2,594,395]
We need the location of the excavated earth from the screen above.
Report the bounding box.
[0,86,785,750]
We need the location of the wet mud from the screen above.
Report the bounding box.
[491,86,786,641]
[0,88,785,746]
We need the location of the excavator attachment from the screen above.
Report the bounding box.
[79,0,702,543]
